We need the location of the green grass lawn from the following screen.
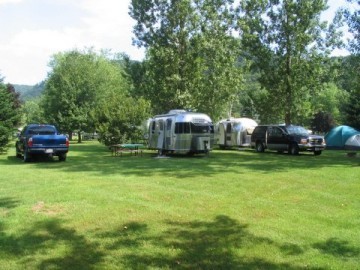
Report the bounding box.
[0,141,359,269]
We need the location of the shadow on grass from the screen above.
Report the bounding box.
[97,215,325,270]
[0,218,104,269]
[1,142,359,178]
[1,214,357,269]
[0,197,20,209]
[313,238,360,257]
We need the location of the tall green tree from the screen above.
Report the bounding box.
[238,0,343,125]
[43,50,127,142]
[130,0,242,120]
[42,49,150,143]
[22,98,46,124]
[0,78,22,152]
[343,0,360,129]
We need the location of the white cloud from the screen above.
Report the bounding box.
[0,0,144,85]
[0,0,23,5]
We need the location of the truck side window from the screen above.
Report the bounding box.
[270,127,282,137]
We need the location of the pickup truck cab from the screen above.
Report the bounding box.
[251,125,326,155]
[16,124,69,162]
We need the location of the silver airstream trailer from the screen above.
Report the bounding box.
[215,117,258,149]
[148,110,214,155]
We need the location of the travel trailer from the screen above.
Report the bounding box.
[147,110,214,155]
[215,117,258,149]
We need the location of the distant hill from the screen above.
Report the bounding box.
[14,81,45,101]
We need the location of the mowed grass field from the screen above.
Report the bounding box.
[0,141,359,270]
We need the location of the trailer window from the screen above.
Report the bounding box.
[175,122,191,134]
[191,123,213,133]
[151,121,156,132]
[166,119,172,130]
[226,123,232,133]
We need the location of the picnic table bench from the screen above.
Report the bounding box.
[110,144,144,157]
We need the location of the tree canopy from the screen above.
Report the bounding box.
[343,0,360,129]
[238,0,343,125]
[42,49,150,144]
[130,0,242,120]
[0,78,22,152]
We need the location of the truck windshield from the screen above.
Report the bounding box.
[28,126,56,135]
[286,126,309,136]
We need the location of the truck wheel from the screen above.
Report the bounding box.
[256,142,265,152]
[314,151,322,156]
[289,144,299,155]
[23,152,32,162]
[59,154,67,162]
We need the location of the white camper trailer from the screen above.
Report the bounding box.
[215,118,258,149]
[148,110,214,155]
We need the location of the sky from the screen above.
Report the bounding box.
[0,0,353,85]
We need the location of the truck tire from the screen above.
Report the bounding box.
[289,143,299,155]
[23,152,31,162]
[314,150,322,156]
[256,142,265,152]
[59,154,67,162]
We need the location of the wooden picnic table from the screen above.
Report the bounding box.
[111,144,144,157]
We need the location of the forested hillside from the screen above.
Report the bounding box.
[14,81,45,101]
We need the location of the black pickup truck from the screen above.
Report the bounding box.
[251,125,326,155]
[16,124,69,162]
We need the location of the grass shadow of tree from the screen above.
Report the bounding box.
[0,218,104,269]
[98,215,325,270]
[0,197,20,209]
[312,237,360,258]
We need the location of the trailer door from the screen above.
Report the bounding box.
[226,123,232,146]
[165,118,173,150]
[157,120,165,150]
[218,123,226,146]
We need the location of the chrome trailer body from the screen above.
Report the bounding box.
[148,110,214,155]
[215,118,258,149]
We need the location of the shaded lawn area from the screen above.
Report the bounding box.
[0,141,359,269]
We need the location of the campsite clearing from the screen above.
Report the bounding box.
[0,141,359,269]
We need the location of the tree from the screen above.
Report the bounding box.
[343,0,360,129]
[42,49,150,143]
[310,111,335,133]
[43,50,125,142]
[130,0,242,120]
[22,98,46,124]
[0,78,22,152]
[345,0,360,53]
[238,0,343,125]
[95,94,150,146]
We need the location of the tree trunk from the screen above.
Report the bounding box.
[78,132,82,143]
[68,131,73,141]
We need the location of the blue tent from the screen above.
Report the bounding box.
[325,125,360,150]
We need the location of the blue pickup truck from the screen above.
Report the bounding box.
[16,124,69,162]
